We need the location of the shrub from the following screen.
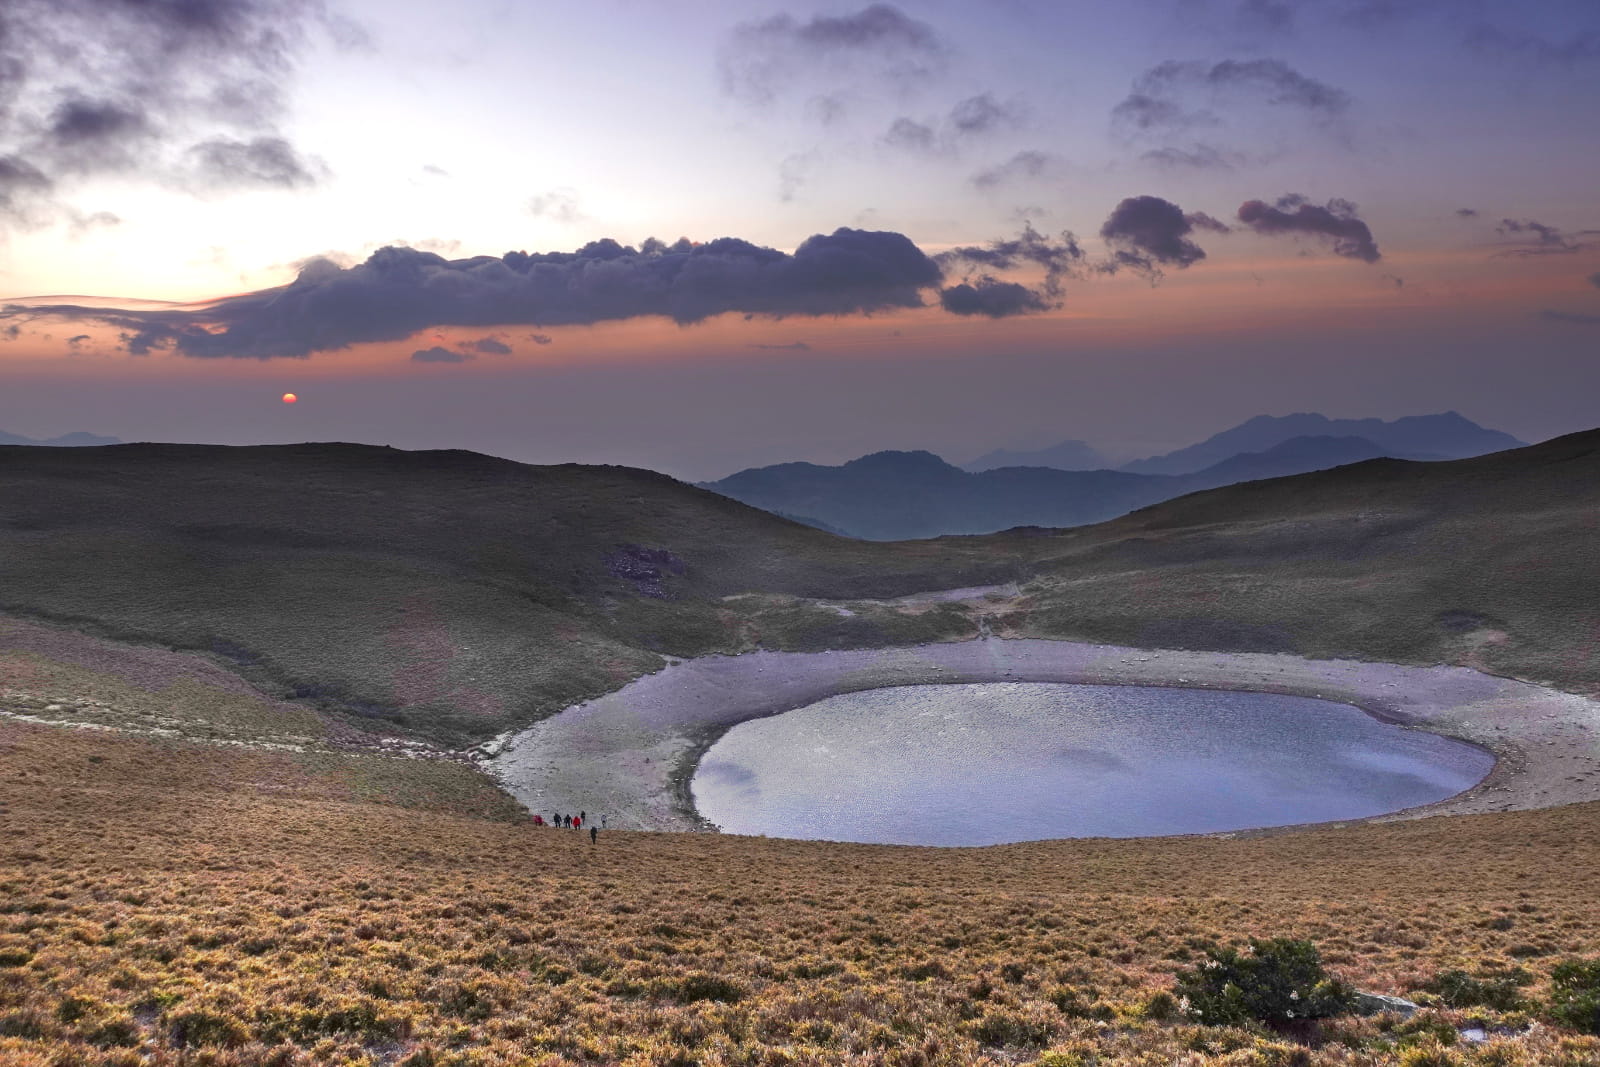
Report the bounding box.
[968,1007,1055,1048]
[1545,957,1600,1035]
[1142,989,1180,1020]
[1421,968,1528,1010]
[1172,938,1355,1027]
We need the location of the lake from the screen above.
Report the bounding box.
[690,682,1494,845]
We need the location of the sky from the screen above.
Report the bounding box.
[1,0,1597,479]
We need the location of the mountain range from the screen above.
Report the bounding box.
[1118,411,1524,476]
[0,429,122,447]
[702,413,1528,540]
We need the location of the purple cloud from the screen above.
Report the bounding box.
[5,228,949,359]
[1100,196,1213,277]
[1237,194,1381,262]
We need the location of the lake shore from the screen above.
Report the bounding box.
[487,637,1600,836]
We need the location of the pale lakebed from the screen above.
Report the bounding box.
[690,682,1495,845]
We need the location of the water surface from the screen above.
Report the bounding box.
[691,683,1493,845]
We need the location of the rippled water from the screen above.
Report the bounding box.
[690,683,1494,845]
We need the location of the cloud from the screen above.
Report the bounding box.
[1099,196,1213,277]
[0,0,331,225]
[468,337,512,355]
[778,151,819,202]
[720,4,946,105]
[1592,272,1600,289]
[934,223,1084,304]
[1337,1,1435,31]
[1111,58,1350,164]
[1466,24,1600,66]
[881,117,938,153]
[410,346,473,363]
[970,150,1061,190]
[1114,58,1349,138]
[1236,0,1295,34]
[529,333,553,345]
[1236,194,1381,262]
[1494,218,1598,257]
[0,156,52,222]
[948,93,1022,136]
[528,190,586,224]
[7,228,951,359]
[1540,310,1600,325]
[939,279,1050,318]
[66,334,90,347]
[1141,143,1235,171]
[1456,207,1479,218]
[750,341,812,350]
[189,137,323,190]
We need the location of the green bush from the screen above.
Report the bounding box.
[1546,957,1600,1035]
[1172,938,1355,1027]
[1420,967,1528,1010]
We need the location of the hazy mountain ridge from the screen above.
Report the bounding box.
[701,435,1448,541]
[702,451,1181,540]
[703,414,1527,540]
[0,428,121,447]
[962,438,1108,473]
[1120,411,1524,476]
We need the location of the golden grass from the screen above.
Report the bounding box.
[4,720,1600,1066]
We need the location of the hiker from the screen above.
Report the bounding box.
[589,825,597,845]
[552,812,561,827]
[579,810,586,824]
[574,815,582,829]
[601,815,607,829]
[563,814,572,828]
[533,814,544,826]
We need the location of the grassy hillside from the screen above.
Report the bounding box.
[0,444,1026,742]
[4,719,1599,1065]
[2,430,1597,746]
[1010,429,1600,696]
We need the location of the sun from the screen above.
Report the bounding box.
[282,393,298,404]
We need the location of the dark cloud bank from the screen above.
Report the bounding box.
[4,188,1390,356]
[6,229,1014,358]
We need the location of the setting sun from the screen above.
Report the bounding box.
[281,393,297,404]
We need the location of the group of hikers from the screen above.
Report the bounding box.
[533,809,605,843]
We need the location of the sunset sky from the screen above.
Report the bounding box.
[2,0,1597,478]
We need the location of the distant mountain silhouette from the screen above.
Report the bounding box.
[1120,412,1524,476]
[962,438,1107,473]
[701,451,1182,541]
[0,429,121,447]
[1182,435,1394,490]
[701,426,1528,540]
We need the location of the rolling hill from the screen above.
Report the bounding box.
[0,443,1029,742]
[2,429,1596,749]
[1011,428,1600,696]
